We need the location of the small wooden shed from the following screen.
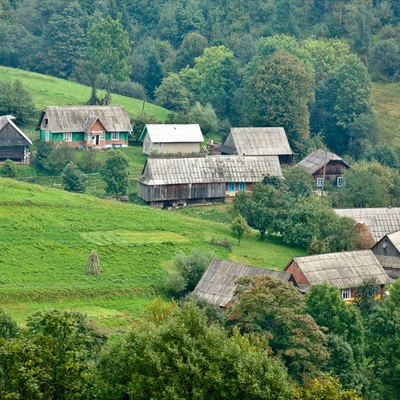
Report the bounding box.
[140,124,204,156]
[297,149,350,189]
[0,115,32,162]
[284,250,392,300]
[193,259,292,307]
[137,155,282,208]
[218,127,294,164]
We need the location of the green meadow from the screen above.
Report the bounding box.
[0,178,305,333]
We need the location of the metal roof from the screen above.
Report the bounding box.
[298,149,350,175]
[335,208,400,242]
[218,127,293,156]
[0,115,32,146]
[138,155,282,185]
[140,124,204,143]
[37,105,132,133]
[286,250,392,289]
[193,259,292,307]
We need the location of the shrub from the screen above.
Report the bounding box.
[0,159,17,178]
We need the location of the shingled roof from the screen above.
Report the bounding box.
[0,115,32,146]
[335,208,400,242]
[37,105,132,133]
[218,127,293,156]
[138,155,282,185]
[193,259,292,307]
[298,149,350,175]
[140,124,204,143]
[285,250,392,290]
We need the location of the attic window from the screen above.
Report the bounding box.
[44,118,48,127]
[341,288,351,300]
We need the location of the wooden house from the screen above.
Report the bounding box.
[37,105,132,149]
[140,124,204,156]
[0,115,32,162]
[298,149,350,189]
[193,259,292,307]
[218,127,294,164]
[335,207,400,242]
[372,231,400,279]
[284,250,392,300]
[137,155,282,208]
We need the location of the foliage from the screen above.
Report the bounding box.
[353,277,379,315]
[0,309,19,340]
[186,101,218,135]
[31,142,76,174]
[61,162,86,193]
[131,113,160,140]
[282,166,314,198]
[225,276,329,382]
[76,149,100,174]
[101,150,130,198]
[230,214,251,246]
[0,159,17,178]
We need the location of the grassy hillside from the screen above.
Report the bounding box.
[0,66,169,132]
[0,178,305,332]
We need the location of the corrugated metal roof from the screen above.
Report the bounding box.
[138,155,282,185]
[287,250,392,289]
[38,105,132,133]
[219,127,293,156]
[335,208,400,242]
[141,124,204,143]
[193,259,292,307]
[298,149,349,174]
[0,115,32,146]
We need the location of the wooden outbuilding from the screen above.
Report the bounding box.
[372,230,400,279]
[284,250,392,300]
[193,259,292,307]
[37,105,132,149]
[140,124,204,156]
[0,115,32,162]
[297,149,350,190]
[137,155,282,208]
[218,127,294,164]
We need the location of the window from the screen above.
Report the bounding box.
[238,182,246,191]
[337,176,346,187]
[44,118,48,127]
[341,288,351,300]
[64,132,72,142]
[228,182,235,192]
[316,177,324,187]
[111,132,119,140]
[158,143,163,150]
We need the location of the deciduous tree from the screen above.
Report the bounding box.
[101,150,130,198]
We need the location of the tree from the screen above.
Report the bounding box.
[225,276,328,382]
[143,52,163,99]
[282,166,314,198]
[0,159,17,178]
[0,308,19,339]
[101,150,130,198]
[186,102,218,135]
[353,277,379,316]
[175,32,208,70]
[61,162,86,193]
[230,214,251,246]
[242,51,314,151]
[85,16,131,104]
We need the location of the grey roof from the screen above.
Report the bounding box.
[335,208,400,242]
[140,124,204,143]
[298,149,350,175]
[193,259,292,307]
[286,250,392,289]
[138,155,282,185]
[375,230,400,253]
[0,115,32,146]
[218,127,293,156]
[37,105,132,133]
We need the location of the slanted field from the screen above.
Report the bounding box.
[0,178,305,333]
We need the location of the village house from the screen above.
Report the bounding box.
[137,155,282,208]
[218,127,294,164]
[297,149,350,190]
[372,230,400,279]
[140,124,204,156]
[0,115,32,162]
[37,105,132,149]
[284,250,392,300]
[193,259,292,307]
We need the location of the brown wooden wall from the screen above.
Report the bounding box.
[0,146,25,161]
[313,161,349,180]
[284,261,310,285]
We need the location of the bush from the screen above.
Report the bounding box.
[61,162,86,193]
[0,159,17,178]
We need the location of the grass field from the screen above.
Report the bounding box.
[0,178,305,333]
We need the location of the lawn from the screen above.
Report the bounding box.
[0,178,306,332]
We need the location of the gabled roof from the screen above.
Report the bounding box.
[0,115,32,146]
[334,208,400,242]
[374,230,400,253]
[193,259,292,307]
[218,127,293,156]
[285,250,392,290]
[298,149,350,175]
[37,105,132,133]
[138,155,282,185]
[140,124,204,143]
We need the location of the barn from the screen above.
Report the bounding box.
[137,155,282,208]
[372,230,400,279]
[0,115,32,162]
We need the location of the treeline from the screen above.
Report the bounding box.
[2,275,400,399]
